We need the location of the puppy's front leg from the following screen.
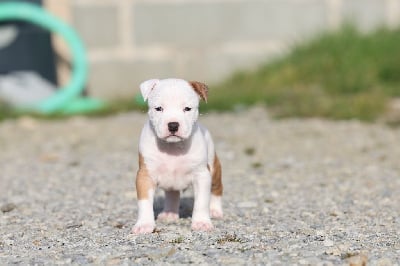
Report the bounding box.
[191,169,213,231]
[132,154,155,234]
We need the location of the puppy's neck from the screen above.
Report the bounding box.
[156,137,192,156]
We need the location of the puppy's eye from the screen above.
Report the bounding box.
[183,107,192,112]
[155,107,163,112]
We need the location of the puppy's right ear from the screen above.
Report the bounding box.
[140,79,159,101]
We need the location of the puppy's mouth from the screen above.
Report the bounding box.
[164,134,184,142]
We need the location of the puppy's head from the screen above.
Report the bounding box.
[140,78,208,143]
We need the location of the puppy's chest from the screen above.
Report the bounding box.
[148,154,200,190]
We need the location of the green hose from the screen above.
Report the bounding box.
[0,2,104,114]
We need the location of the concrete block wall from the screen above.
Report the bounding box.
[46,0,400,99]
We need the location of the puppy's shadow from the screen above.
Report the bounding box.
[154,197,194,218]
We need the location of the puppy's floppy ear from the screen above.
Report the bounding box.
[189,81,208,103]
[140,79,159,101]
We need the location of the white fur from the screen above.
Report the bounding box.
[210,195,223,218]
[146,79,200,142]
[133,78,217,233]
[132,189,155,234]
[140,79,159,101]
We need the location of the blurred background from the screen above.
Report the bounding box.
[1,0,400,122]
[47,0,398,97]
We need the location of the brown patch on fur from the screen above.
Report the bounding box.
[211,153,223,196]
[136,153,154,200]
[189,81,208,103]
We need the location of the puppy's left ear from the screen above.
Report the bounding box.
[140,79,159,101]
[189,81,208,103]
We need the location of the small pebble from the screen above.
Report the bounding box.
[1,203,16,213]
[324,239,334,247]
[237,201,258,208]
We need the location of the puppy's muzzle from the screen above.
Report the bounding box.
[168,122,179,134]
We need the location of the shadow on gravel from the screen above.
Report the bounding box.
[154,196,194,218]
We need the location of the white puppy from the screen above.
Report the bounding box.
[132,78,223,234]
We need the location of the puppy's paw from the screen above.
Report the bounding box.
[210,208,223,219]
[210,195,223,219]
[131,222,155,235]
[157,212,179,222]
[191,220,214,232]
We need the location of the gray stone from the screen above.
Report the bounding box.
[72,5,119,49]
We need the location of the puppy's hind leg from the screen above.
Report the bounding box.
[210,154,223,219]
[157,190,180,222]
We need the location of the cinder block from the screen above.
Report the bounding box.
[72,5,119,49]
[341,0,387,31]
[133,0,328,47]
[177,48,283,84]
[230,0,328,41]
[87,59,176,99]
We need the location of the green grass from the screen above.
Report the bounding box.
[204,25,400,121]
[0,100,16,121]
[0,98,145,122]
[1,25,400,122]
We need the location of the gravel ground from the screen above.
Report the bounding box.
[0,107,399,265]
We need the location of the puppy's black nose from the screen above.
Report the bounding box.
[168,122,179,133]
